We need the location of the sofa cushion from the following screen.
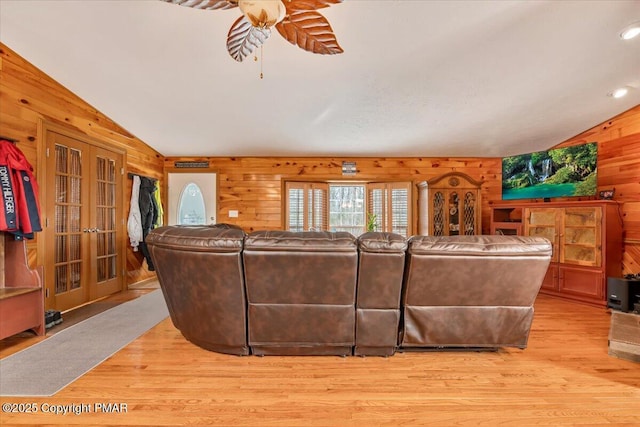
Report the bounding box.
[146,224,245,252]
[244,230,356,252]
[408,235,552,257]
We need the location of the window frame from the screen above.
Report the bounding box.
[283,179,415,236]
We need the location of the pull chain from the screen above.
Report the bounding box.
[254,45,264,79]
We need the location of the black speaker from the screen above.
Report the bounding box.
[607,277,640,312]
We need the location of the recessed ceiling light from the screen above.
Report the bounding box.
[620,21,640,40]
[608,87,629,98]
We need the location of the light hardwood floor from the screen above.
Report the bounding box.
[0,293,639,426]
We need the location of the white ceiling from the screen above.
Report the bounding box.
[1,0,639,158]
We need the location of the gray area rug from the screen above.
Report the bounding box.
[0,289,168,396]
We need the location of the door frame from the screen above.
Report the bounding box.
[167,172,218,225]
[162,165,224,224]
[37,120,127,310]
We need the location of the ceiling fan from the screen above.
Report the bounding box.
[162,0,344,62]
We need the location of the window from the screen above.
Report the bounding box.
[285,181,412,237]
[368,182,411,236]
[178,182,206,225]
[329,185,366,235]
[285,182,327,231]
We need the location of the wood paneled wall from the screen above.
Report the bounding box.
[164,157,502,234]
[0,43,164,286]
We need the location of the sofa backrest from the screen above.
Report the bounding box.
[243,230,358,355]
[355,232,408,356]
[404,235,552,306]
[146,224,249,355]
[400,235,552,349]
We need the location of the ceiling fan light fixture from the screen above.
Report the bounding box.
[620,21,640,40]
[239,0,286,28]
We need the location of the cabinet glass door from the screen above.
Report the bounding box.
[561,207,601,267]
[462,191,477,235]
[432,191,445,236]
[448,191,460,235]
[525,208,559,262]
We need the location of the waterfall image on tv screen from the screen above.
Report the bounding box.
[502,142,597,200]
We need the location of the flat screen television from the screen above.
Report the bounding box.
[502,142,597,200]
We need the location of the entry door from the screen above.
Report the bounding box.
[44,131,124,311]
[168,173,217,225]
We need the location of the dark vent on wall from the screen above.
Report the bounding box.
[174,161,209,168]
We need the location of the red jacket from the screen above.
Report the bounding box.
[0,140,42,239]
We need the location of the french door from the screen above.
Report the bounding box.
[43,130,124,311]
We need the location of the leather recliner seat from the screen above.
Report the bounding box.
[243,230,358,356]
[355,232,408,356]
[400,235,552,349]
[146,224,250,355]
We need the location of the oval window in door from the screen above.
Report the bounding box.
[177,182,206,225]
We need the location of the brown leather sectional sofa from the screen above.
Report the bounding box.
[147,225,551,357]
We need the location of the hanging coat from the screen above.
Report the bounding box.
[0,140,42,239]
[127,175,143,251]
[138,176,158,271]
[153,180,164,228]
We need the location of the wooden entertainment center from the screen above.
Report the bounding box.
[490,200,623,307]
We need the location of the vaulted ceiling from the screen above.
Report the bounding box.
[1,0,639,158]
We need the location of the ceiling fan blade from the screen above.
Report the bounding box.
[227,16,271,62]
[283,0,343,12]
[161,0,238,10]
[276,10,343,55]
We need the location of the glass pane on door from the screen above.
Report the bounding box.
[54,144,83,295]
[178,183,206,225]
[95,155,118,283]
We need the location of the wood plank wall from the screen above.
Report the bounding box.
[165,157,502,233]
[0,43,164,286]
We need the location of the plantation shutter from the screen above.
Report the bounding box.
[367,184,387,233]
[390,183,411,236]
[367,182,412,237]
[285,182,328,231]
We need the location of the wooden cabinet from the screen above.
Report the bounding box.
[418,172,482,236]
[490,206,523,235]
[490,201,623,306]
[0,233,45,339]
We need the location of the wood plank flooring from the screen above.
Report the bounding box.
[1,294,639,426]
